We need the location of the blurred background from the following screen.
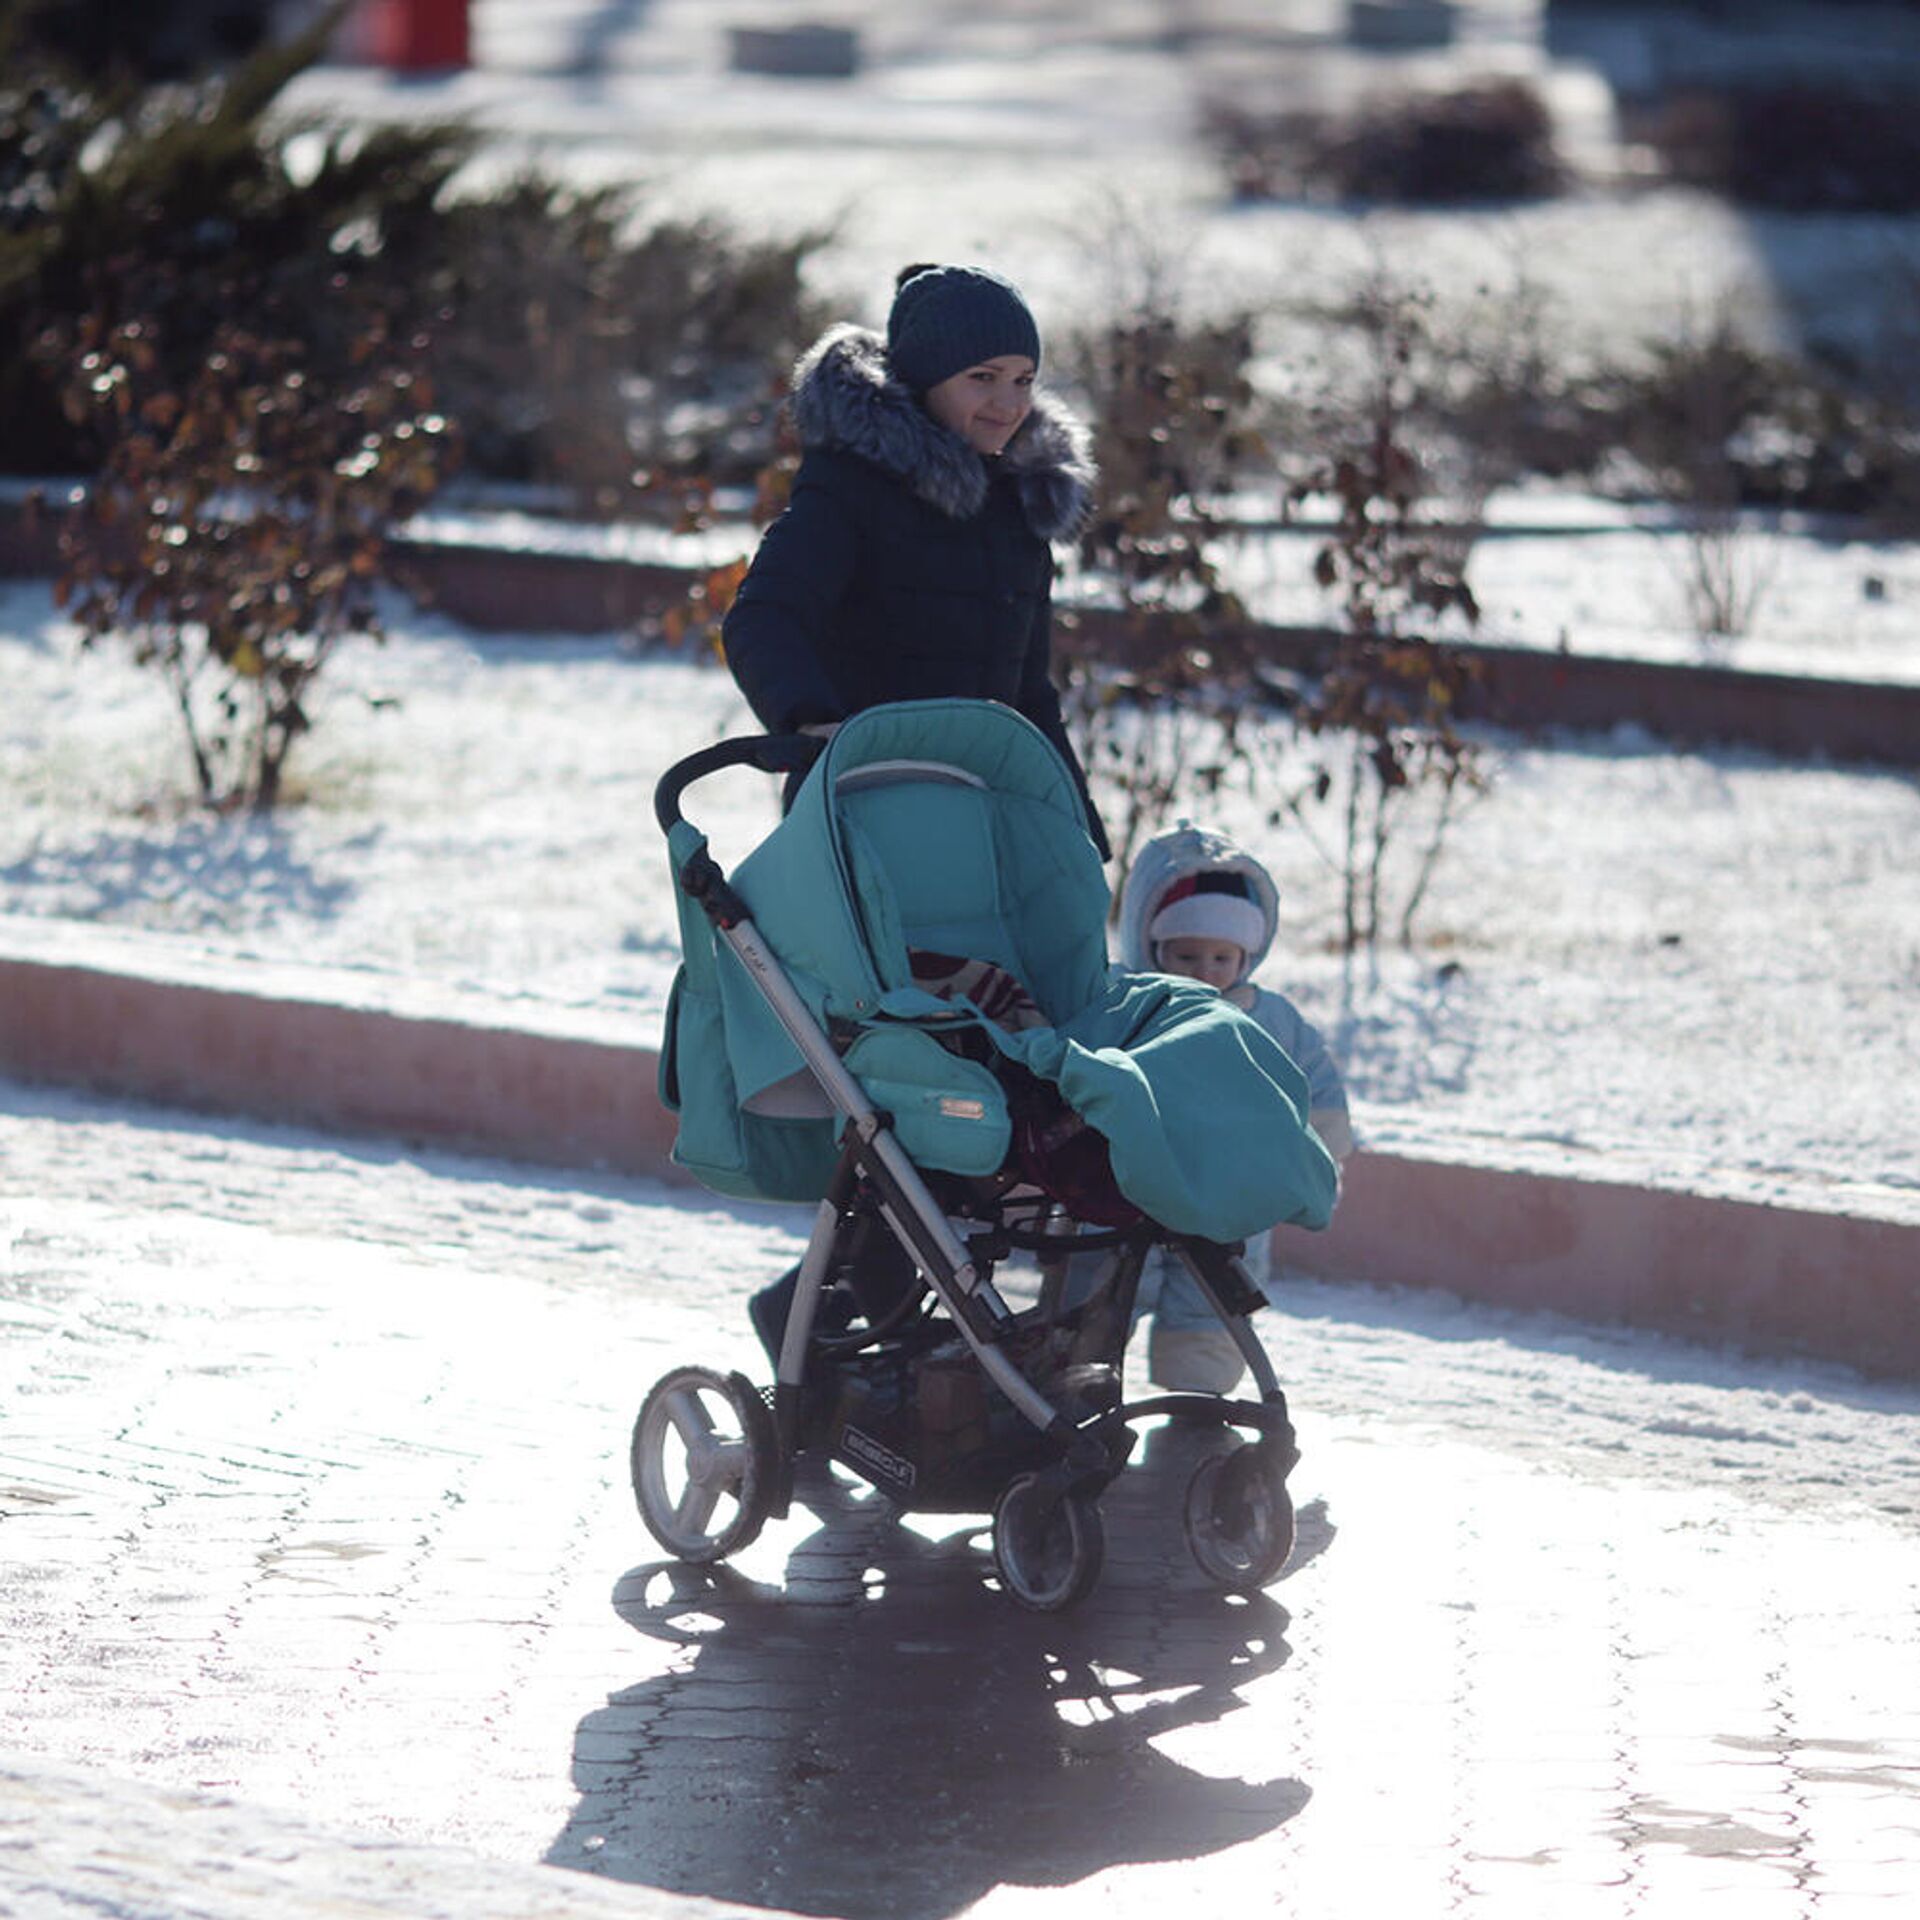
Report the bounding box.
[7,0,1920,525]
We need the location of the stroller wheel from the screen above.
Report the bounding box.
[631,1366,777,1564]
[1184,1441,1296,1590]
[991,1472,1104,1612]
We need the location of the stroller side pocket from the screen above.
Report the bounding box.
[661,966,839,1202]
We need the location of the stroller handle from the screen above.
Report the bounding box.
[654,731,826,835]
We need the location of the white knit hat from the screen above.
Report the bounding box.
[1147,872,1266,959]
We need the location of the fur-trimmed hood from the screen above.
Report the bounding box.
[790,323,1095,541]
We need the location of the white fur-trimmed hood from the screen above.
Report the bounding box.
[790,323,1096,540]
[1118,822,1281,982]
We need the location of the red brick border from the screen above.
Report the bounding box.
[0,945,677,1180]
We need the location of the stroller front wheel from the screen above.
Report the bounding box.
[631,1366,776,1564]
[991,1472,1104,1611]
[1183,1440,1296,1590]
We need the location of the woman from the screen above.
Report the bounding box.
[723,264,1109,1360]
[722,261,1109,856]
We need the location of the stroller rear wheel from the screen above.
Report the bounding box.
[991,1471,1104,1611]
[1184,1440,1295,1590]
[631,1366,777,1564]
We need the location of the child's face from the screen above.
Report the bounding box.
[925,355,1037,455]
[1156,936,1245,992]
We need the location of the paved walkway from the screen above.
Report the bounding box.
[3,1082,1918,1917]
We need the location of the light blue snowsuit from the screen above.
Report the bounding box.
[1117,824,1353,1326]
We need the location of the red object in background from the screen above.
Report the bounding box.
[358,0,469,73]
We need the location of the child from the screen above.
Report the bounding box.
[1118,823,1354,1392]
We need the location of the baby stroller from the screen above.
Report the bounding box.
[633,699,1339,1610]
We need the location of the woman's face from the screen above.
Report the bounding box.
[924,355,1037,456]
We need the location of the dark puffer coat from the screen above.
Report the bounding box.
[721,324,1108,854]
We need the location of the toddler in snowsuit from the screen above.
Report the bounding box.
[1118,823,1354,1392]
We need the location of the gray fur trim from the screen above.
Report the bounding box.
[790,324,1096,539]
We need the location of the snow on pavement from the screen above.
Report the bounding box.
[6,1078,1917,1531]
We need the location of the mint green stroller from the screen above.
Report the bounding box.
[633,699,1338,1610]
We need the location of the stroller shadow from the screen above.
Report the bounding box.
[549,1443,1312,1919]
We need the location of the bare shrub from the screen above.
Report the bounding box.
[1059,300,1271,877]
[1048,246,1488,956]
[1601,301,1803,638]
[1276,266,1488,956]
[1668,513,1779,644]
[54,309,453,811]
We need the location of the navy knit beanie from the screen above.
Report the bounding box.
[886,265,1042,393]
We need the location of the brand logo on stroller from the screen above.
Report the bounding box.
[838,1424,916,1495]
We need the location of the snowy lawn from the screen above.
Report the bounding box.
[6,574,1916,1227]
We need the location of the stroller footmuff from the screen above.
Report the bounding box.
[635,699,1339,1610]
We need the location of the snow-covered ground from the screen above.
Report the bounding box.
[6,1074,1919,1920]
[7,15,1918,1913]
[6,568,1917,1230]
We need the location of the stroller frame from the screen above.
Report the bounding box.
[634,726,1301,1610]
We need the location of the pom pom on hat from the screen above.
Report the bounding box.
[1148,871,1265,959]
[887,264,1041,393]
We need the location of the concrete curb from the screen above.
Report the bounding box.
[0,921,678,1180]
[399,541,1920,768]
[5,923,1915,1379]
[1291,1149,1919,1379]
